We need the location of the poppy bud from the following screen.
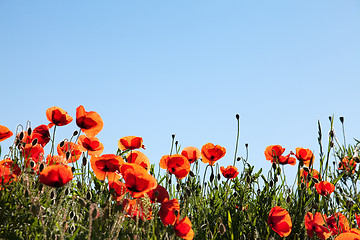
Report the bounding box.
[269,180,274,188]
[245,143,248,148]
[86,191,92,200]
[328,116,332,121]
[176,183,181,191]
[210,173,214,182]
[30,160,36,168]
[64,188,70,196]
[69,211,75,219]
[329,130,334,137]
[233,192,238,197]
[39,163,45,173]
[276,168,281,175]
[219,223,226,235]
[38,184,43,192]
[236,114,239,120]
[175,141,178,146]
[172,134,175,139]
[312,177,319,183]
[338,186,343,194]
[32,138,38,146]
[71,166,75,173]
[257,189,261,195]
[77,181,82,189]
[70,225,76,233]
[27,127,32,136]
[19,132,24,141]
[174,210,179,217]
[330,142,334,148]
[189,170,195,177]
[274,176,278,183]
[217,173,221,181]
[73,215,78,223]
[65,151,71,160]
[50,190,55,200]
[168,178,172,185]
[303,166,309,172]
[339,116,344,123]
[272,162,277,170]
[82,156,87,166]
[286,196,291,203]
[78,197,86,207]
[246,175,251,184]
[204,182,207,188]
[73,130,78,136]
[237,157,241,162]
[300,182,306,189]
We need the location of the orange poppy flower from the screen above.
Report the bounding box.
[0,125,13,142]
[23,143,44,164]
[295,147,314,167]
[57,141,83,163]
[326,212,350,236]
[76,105,103,137]
[220,165,239,179]
[46,106,73,127]
[267,206,292,237]
[181,147,201,164]
[335,231,360,240]
[159,198,180,226]
[31,124,51,147]
[174,216,195,240]
[147,184,169,203]
[39,164,73,187]
[338,156,357,173]
[90,154,124,181]
[109,180,127,201]
[264,145,296,165]
[0,159,21,185]
[120,163,157,198]
[304,212,331,239]
[122,198,152,221]
[201,143,226,166]
[315,181,335,196]
[126,151,150,171]
[77,135,104,156]
[160,154,190,179]
[118,136,145,151]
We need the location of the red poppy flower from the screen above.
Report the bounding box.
[159,198,180,226]
[76,105,103,137]
[126,151,150,171]
[267,206,292,237]
[220,165,239,179]
[77,135,104,157]
[122,198,152,221]
[46,154,67,165]
[201,143,226,166]
[264,145,296,165]
[295,147,314,167]
[118,136,145,151]
[174,216,195,240]
[23,143,44,164]
[147,184,169,203]
[335,229,360,240]
[181,147,201,164]
[315,181,335,196]
[160,154,190,179]
[109,180,127,201]
[90,154,124,181]
[0,159,21,185]
[304,212,331,239]
[0,125,13,142]
[120,163,157,198]
[46,106,73,127]
[326,212,350,235]
[57,141,83,163]
[31,124,51,147]
[338,156,357,173]
[39,164,73,187]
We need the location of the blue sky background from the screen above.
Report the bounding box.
[1,1,359,183]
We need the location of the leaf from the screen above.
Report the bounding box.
[228,210,234,240]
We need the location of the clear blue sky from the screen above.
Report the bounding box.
[1,1,359,183]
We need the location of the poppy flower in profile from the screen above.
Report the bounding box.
[76,105,103,137]
[159,198,180,226]
[181,147,201,164]
[0,158,21,185]
[267,206,292,237]
[201,143,226,166]
[315,181,335,196]
[31,124,51,147]
[220,165,239,179]
[160,154,190,179]
[46,106,73,127]
[338,156,357,174]
[46,154,67,165]
[326,212,350,236]
[304,212,331,239]
[147,184,169,204]
[120,163,157,198]
[126,151,150,171]
[118,136,145,151]
[174,216,195,240]
[77,135,104,157]
[264,145,296,165]
[122,198,152,221]
[0,125,13,142]
[295,147,314,167]
[39,164,73,187]
[57,141,83,163]
[90,154,124,181]
[108,180,127,201]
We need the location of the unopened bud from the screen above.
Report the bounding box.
[236,114,239,120]
[339,116,344,123]
[27,127,32,136]
[31,138,38,146]
[73,130,79,136]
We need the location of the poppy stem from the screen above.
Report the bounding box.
[50,126,57,156]
[233,114,240,166]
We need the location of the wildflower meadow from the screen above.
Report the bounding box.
[1,106,360,240]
